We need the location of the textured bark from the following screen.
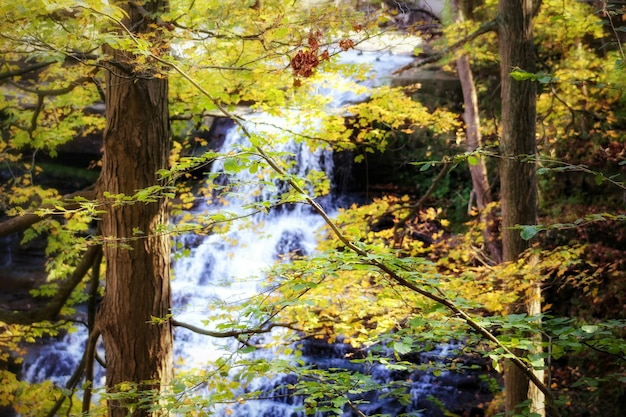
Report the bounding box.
[95,1,173,416]
[498,0,542,415]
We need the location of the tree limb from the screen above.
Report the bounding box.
[83,246,102,413]
[172,319,299,338]
[8,76,92,97]
[0,244,101,324]
[0,62,53,83]
[0,186,96,237]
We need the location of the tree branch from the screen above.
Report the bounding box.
[0,186,96,237]
[171,319,299,338]
[8,76,92,97]
[83,246,102,413]
[0,61,53,82]
[0,244,101,324]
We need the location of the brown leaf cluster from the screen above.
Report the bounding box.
[290,30,353,81]
[290,49,320,78]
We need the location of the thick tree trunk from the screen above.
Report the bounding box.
[96,1,173,416]
[498,0,543,415]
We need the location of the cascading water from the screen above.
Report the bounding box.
[20,44,494,416]
[170,116,334,368]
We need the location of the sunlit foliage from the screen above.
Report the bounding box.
[1,0,626,415]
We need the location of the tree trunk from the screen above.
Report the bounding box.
[96,1,173,416]
[498,0,543,415]
[454,0,502,264]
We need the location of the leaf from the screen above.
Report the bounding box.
[594,174,604,185]
[537,75,553,84]
[519,225,540,240]
[393,341,411,355]
[581,325,598,333]
[223,158,240,173]
[467,155,479,166]
[510,69,534,81]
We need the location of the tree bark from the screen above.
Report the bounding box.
[96,1,173,416]
[498,0,543,415]
[454,0,502,264]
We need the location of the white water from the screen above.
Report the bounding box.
[171,119,333,370]
[22,44,418,414]
[168,44,416,377]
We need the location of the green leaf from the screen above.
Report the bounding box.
[594,174,604,185]
[393,341,412,355]
[510,69,534,81]
[467,155,479,166]
[581,325,598,333]
[241,346,257,354]
[519,225,540,240]
[537,75,553,84]
[223,158,240,173]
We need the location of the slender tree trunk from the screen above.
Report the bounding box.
[96,1,173,416]
[498,0,544,415]
[458,54,491,209]
[454,0,502,264]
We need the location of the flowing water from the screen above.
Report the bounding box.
[20,44,493,416]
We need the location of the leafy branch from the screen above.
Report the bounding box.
[0,187,96,237]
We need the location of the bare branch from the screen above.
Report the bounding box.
[8,76,92,97]
[83,246,102,413]
[172,319,299,338]
[0,61,53,82]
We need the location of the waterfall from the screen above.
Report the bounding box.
[171,116,333,371]
[19,46,499,417]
